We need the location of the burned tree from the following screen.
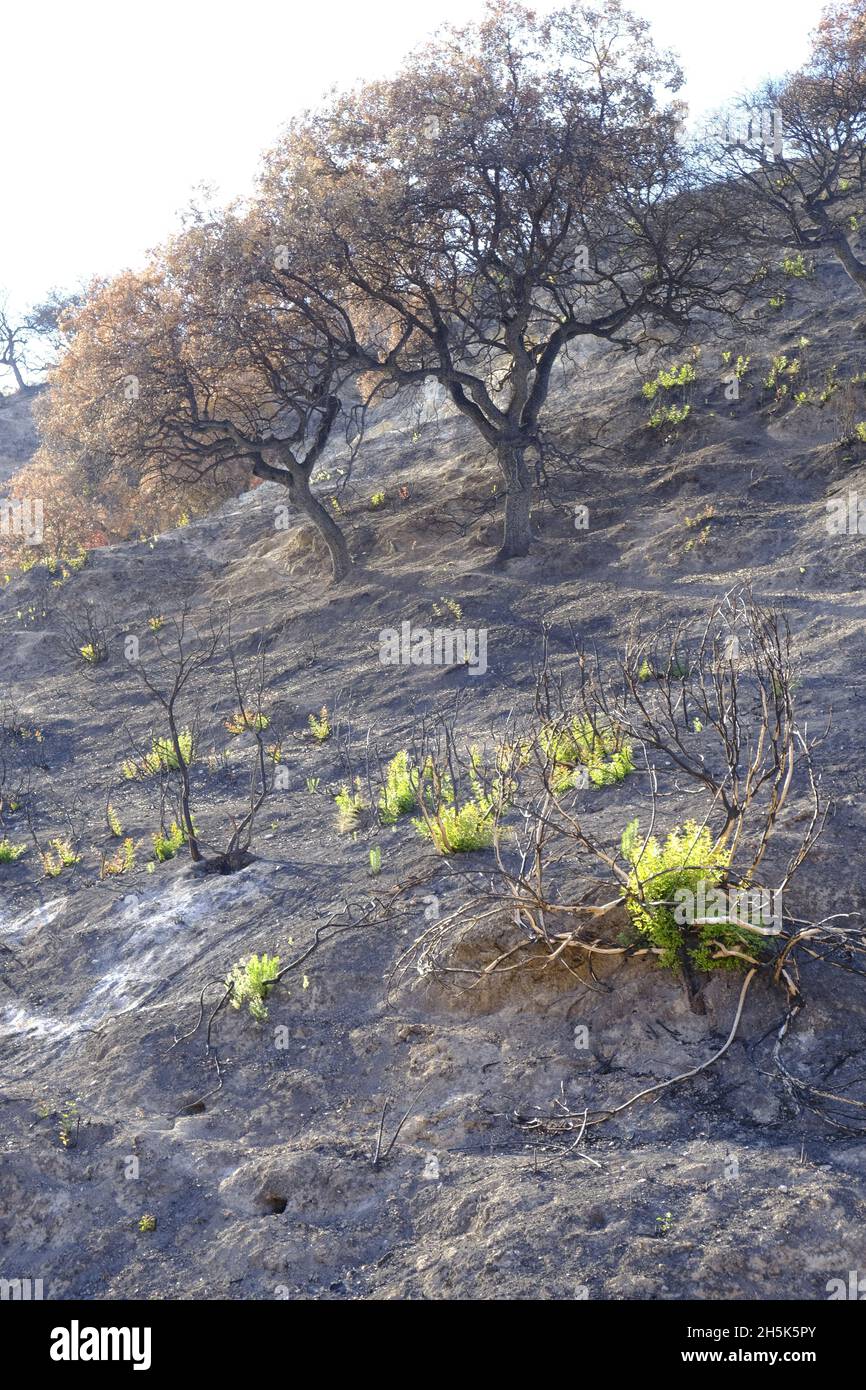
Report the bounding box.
[121,608,282,873]
[259,0,751,561]
[36,213,360,582]
[708,0,866,298]
[0,295,33,394]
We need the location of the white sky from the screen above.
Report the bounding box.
[1,0,827,323]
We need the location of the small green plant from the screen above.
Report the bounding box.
[641,361,697,400]
[819,365,840,405]
[780,252,812,278]
[58,1100,79,1148]
[122,731,194,779]
[621,819,756,972]
[431,596,463,622]
[306,776,321,794]
[106,803,123,837]
[378,750,422,824]
[764,353,801,400]
[369,845,382,876]
[414,796,496,854]
[413,750,510,854]
[42,838,81,877]
[152,821,187,862]
[147,616,164,632]
[648,402,690,430]
[79,642,105,665]
[855,422,866,443]
[539,717,634,791]
[101,837,136,878]
[334,778,369,832]
[682,504,716,553]
[0,838,26,863]
[226,952,281,1022]
[655,1211,674,1236]
[138,1214,157,1233]
[308,707,331,742]
[225,709,270,736]
[721,351,750,381]
[768,292,786,310]
[370,491,386,508]
[8,723,43,743]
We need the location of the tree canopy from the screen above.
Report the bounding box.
[12,0,866,579]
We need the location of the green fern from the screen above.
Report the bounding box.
[225,709,270,736]
[226,952,281,1022]
[152,821,187,862]
[540,717,634,791]
[122,731,194,779]
[648,402,690,429]
[412,748,509,853]
[101,837,136,878]
[621,819,756,972]
[642,362,697,400]
[334,778,368,832]
[308,707,331,742]
[781,252,812,278]
[42,838,81,876]
[414,796,496,853]
[378,750,423,824]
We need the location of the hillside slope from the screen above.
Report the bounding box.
[2,253,866,1301]
[0,387,38,487]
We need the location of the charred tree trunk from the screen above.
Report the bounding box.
[2,344,27,393]
[291,469,352,581]
[828,231,866,297]
[252,452,351,583]
[495,439,533,561]
[167,697,202,863]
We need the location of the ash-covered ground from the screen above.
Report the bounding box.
[2,252,866,1300]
